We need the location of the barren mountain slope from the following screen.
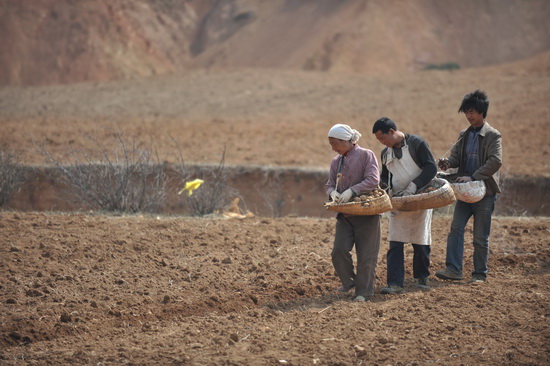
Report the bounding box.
[0,0,205,85]
[1,0,549,86]
[193,0,550,74]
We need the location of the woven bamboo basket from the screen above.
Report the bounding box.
[325,188,393,215]
[390,177,456,211]
[451,180,486,203]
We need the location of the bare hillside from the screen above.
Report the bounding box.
[1,0,549,86]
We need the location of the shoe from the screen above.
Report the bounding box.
[337,283,356,293]
[435,269,462,281]
[416,277,430,290]
[468,275,486,283]
[353,295,367,302]
[380,285,404,294]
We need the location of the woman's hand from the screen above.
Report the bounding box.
[330,190,341,202]
[338,189,354,203]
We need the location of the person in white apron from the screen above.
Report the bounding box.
[372,117,437,294]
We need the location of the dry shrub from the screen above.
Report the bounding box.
[172,143,238,216]
[0,150,29,207]
[259,170,285,218]
[39,130,167,213]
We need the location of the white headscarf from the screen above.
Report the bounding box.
[328,124,362,143]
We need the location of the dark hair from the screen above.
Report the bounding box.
[458,90,489,118]
[372,117,397,134]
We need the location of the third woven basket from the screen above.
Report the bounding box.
[390,177,456,211]
[451,180,486,203]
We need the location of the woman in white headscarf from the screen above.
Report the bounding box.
[325,123,382,302]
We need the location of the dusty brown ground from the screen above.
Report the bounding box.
[1,212,549,365]
[1,16,550,366]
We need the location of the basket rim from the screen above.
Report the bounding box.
[450,180,486,189]
[391,177,451,203]
[390,177,455,211]
[450,180,486,203]
[325,189,392,215]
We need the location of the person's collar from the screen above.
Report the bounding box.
[479,120,490,135]
[343,144,357,156]
[469,120,487,136]
[469,121,485,134]
[392,133,405,149]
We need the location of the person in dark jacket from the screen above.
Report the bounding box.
[436,90,503,283]
[372,117,437,294]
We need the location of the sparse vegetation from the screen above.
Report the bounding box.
[424,62,460,71]
[173,145,238,216]
[259,170,286,218]
[0,150,29,208]
[38,130,167,213]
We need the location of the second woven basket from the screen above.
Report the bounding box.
[390,177,456,211]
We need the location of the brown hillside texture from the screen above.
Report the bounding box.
[1,0,549,85]
[1,212,549,365]
[1,52,550,177]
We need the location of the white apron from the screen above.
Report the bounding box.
[385,141,432,245]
